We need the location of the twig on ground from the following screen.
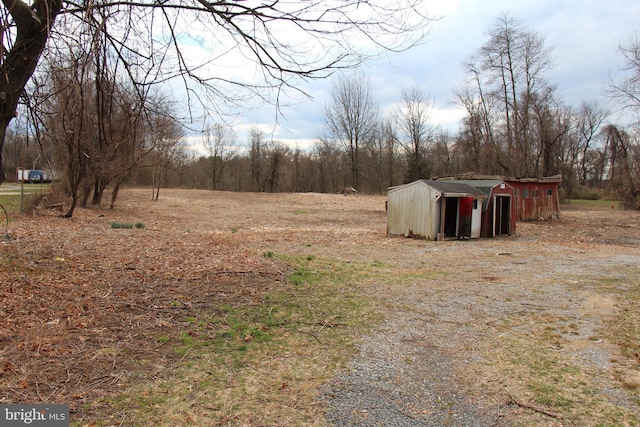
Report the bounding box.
[394,405,418,420]
[298,328,323,344]
[505,388,562,419]
[171,347,193,368]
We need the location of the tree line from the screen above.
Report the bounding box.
[0,0,432,218]
[3,10,640,212]
[137,15,640,208]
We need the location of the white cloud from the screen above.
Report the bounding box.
[176,0,640,150]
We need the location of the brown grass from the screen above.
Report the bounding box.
[1,188,639,426]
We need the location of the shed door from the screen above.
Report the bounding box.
[471,198,482,238]
[444,198,459,237]
[458,197,473,238]
[494,195,512,235]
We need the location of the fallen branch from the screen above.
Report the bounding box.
[505,388,562,419]
[298,328,323,344]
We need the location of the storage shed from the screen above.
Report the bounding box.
[447,180,516,237]
[435,174,562,222]
[387,180,486,240]
[503,175,562,221]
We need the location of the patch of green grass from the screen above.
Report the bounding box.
[527,382,575,408]
[0,188,44,215]
[110,221,133,229]
[288,266,322,286]
[103,254,381,426]
[564,198,618,208]
[0,195,22,215]
[110,221,145,229]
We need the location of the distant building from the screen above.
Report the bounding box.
[436,174,562,222]
[504,176,562,221]
[387,180,486,240]
[17,169,56,183]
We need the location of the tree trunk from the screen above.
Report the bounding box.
[0,0,62,185]
[64,192,78,218]
[110,179,123,209]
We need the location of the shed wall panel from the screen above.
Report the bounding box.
[387,182,440,239]
[508,181,560,221]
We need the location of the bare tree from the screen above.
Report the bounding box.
[41,46,95,218]
[607,35,640,208]
[143,108,185,202]
[324,71,379,190]
[455,67,503,174]
[602,124,639,207]
[609,35,640,127]
[248,126,266,191]
[380,117,402,188]
[430,130,455,178]
[264,139,289,193]
[573,101,608,185]
[314,137,342,193]
[463,12,555,176]
[202,122,237,190]
[0,0,433,186]
[531,95,571,177]
[397,87,437,181]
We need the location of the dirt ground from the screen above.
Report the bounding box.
[1,188,639,425]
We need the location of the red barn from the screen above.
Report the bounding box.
[504,175,562,221]
[436,174,562,223]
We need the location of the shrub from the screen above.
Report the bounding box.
[111,222,133,229]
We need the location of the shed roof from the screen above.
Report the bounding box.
[389,179,487,198]
[389,180,486,198]
[422,180,486,197]
[448,179,505,194]
[450,180,512,211]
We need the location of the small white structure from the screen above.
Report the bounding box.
[17,169,55,183]
[387,180,486,240]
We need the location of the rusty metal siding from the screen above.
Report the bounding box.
[387,181,440,239]
[509,181,560,221]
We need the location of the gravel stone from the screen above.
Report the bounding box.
[322,312,503,426]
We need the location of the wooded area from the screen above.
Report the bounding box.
[1,7,639,212]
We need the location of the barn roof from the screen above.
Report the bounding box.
[435,173,562,183]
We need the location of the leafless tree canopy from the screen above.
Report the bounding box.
[323,70,379,189]
[0,0,433,184]
[397,87,436,181]
[610,35,640,128]
[453,12,573,180]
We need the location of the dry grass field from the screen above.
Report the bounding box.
[1,188,639,426]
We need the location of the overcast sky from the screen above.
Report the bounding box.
[194,0,640,150]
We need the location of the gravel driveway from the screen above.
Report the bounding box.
[319,207,640,426]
